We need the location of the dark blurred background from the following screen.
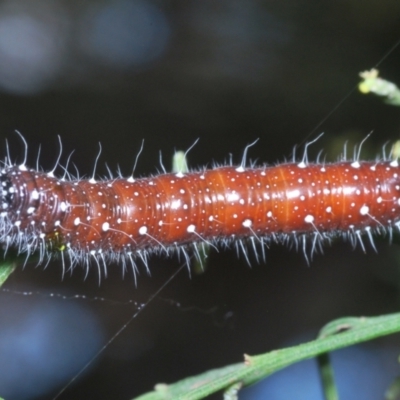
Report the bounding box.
[1,1,400,399]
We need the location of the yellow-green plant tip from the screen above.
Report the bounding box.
[358,68,400,106]
[359,68,379,79]
[358,81,370,94]
[359,68,379,94]
[0,261,16,287]
[172,150,211,273]
[172,151,189,174]
[392,141,400,161]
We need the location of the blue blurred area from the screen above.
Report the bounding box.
[242,344,398,400]
[79,1,170,68]
[0,3,68,94]
[0,296,104,399]
[188,1,291,81]
[0,0,171,95]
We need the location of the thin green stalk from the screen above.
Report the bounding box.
[133,313,400,400]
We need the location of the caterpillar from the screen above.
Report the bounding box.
[1,136,400,278]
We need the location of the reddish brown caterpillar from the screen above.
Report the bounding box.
[1,138,400,277]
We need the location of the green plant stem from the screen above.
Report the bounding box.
[0,259,16,287]
[133,313,400,400]
[317,353,339,400]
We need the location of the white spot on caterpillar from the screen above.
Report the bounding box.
[102,222,110,231]
[304,215,314,223]
[351,161,360,168]
[187,224,196,233]
[360,205,369,215]
[139,226,147,235]
[171,199,181,209]
[227,192,239,202]
[27,207,35,214]
[60,202,67,212]
[242,219,252,227]
[326,206,332,213]
[74,217,80,226]
[390,160,399,167]
[32,190,39,200]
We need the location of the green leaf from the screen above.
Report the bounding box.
[133,313,400,400]
[0,259,16,287]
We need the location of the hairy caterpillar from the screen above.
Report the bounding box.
[1,136,400,277]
